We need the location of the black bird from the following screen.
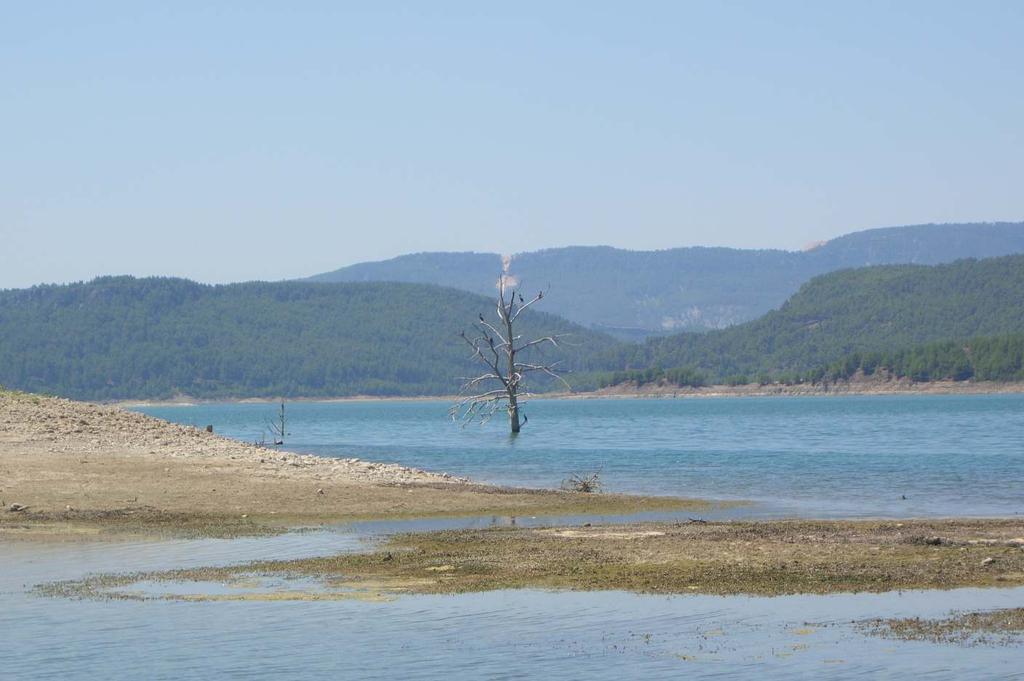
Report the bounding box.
[479,313,485,322]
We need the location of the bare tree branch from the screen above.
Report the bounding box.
[513,334,565,354]
[510,291,544,322]
[515,362,572,390]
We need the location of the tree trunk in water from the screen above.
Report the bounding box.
[508,395,521,433]
[504,302,521,434]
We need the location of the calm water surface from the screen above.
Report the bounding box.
[140,394,1024,517]
[3,531,1024,680]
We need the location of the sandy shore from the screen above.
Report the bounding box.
[0,390,706,539]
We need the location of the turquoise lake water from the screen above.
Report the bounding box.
[140,394,1024,518]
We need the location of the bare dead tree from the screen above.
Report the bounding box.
[451,275,571,434]
[267,401,288,445]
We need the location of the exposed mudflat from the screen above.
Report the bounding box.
[45,518,1024,599]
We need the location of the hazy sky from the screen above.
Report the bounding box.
[3,2,1022,289]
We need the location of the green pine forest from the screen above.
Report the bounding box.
[575,333,1024,391]
[0,277,617,400]
[1,254,1023,401]
[599,255,1024,381]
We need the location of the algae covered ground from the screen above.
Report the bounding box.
[40,519,1024,599]
[861,607,1024,646]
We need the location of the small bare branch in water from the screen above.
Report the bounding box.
[266,401,288,445]
[561,471,603,494]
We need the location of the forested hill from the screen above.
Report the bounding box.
[0,277,619,401]
[7,256,1023,401]
[307,222,1024,337]
[609,255,1024,380]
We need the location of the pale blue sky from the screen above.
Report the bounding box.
[2,1,1022,289]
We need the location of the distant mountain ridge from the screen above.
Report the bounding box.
[307,222,1024,337]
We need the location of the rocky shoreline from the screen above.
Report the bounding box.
[1,389,465,487]
[111,377,1024,407]
[573,376,1024,399]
